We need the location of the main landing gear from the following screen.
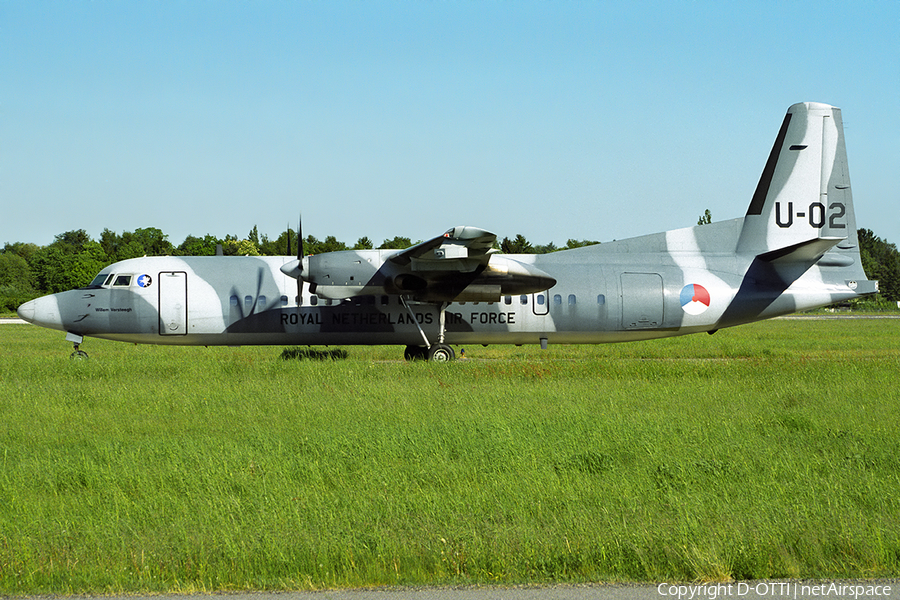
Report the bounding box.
[399,298,457,362]
[404,343,455,362]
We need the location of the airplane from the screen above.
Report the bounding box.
[17,102,878,360]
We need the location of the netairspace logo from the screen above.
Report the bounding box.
[657,582,893,600]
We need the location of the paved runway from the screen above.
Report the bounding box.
[75,581,900,600]
[776,314,900,319]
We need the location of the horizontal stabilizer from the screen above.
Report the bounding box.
[757,237,843,264]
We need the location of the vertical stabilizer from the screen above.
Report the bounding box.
[736,102,858,257]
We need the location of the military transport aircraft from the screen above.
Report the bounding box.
[18,102,878,360]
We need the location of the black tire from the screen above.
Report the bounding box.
[70,349,89,360]
[404,345,427,361]
[427,344,455,362]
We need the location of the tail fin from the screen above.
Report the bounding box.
[736,102,859,260]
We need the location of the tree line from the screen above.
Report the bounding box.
[0,227,600,311]
[2,225,898,313]
[858,229,900,303]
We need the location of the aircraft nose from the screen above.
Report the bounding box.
[17,295,64,330]
[17,299,35,322]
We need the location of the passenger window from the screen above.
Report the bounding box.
[597,294,606,305]
[230,295,239,307]
[568,294,577,305]
[553,294,562,305]
[280,295,288,306]
[113,275,132,287]
[381,296,389,306]
[504,295,512,305]
[258,296,267,310]
[310,295,319,306]
[520,295,528,305]
[537,294,545,305]
[244,296,253,311]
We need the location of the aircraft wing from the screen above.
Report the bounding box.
[388,226,497,271]
[381,226,552,302]
[294,225,553,302]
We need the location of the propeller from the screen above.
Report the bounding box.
[279,215,306,305]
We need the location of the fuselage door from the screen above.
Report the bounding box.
[159,271,187,335]
[532,292,550,316]
[621,273,664,329]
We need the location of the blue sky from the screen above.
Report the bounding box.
[2,0,898,249]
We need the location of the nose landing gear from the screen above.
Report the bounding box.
[66,332,88,359]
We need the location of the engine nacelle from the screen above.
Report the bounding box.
[281,250,556,302]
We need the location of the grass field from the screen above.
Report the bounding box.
[1,319,898,594]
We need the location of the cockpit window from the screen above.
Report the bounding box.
[88,273,110,288]
[113,275,132,287]
[104,274,115,286]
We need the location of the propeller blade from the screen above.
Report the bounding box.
[297,215,303,305]
[298,214,304,261]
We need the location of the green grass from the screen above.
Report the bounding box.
[1,320,899,593]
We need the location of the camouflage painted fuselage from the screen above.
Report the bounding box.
[20,218,874,347]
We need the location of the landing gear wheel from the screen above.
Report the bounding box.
[427,344,455,362]
[404,345,428,361]
[68,334,87,359]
